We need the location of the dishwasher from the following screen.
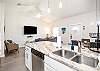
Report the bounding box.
[31,48,44,71]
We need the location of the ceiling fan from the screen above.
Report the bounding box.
[16,2,42,12]
[17,2,35,6]
[17,2,44,18]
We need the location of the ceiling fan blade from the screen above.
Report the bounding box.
[17,2,35,6]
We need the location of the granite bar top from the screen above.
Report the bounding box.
[25,41,100,71]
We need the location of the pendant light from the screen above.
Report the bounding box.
[47,0,51,13]
[59,0,62,8]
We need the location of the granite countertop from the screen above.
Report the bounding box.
[25,41,100,71]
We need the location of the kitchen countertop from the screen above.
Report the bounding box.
[25,41,100,71]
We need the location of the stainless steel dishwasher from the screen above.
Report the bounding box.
[31,48,44,71]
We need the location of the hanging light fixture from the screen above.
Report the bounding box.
[59,0,62,8]
[47,0,51,13]
[47,7,50,13]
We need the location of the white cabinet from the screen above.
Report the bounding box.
[25,46,32,71]
[44,55,77,71]
[44,60,56,71]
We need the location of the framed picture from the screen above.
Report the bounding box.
[89,33,100,38]
[61,28,66,34]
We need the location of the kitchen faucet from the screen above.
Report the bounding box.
[78,41,81,53]
[71,40,81,52]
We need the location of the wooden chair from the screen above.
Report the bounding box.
[4,40,19,54]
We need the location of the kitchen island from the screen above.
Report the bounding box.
[25,41,100,71]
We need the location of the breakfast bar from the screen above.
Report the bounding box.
[25,41,100,71]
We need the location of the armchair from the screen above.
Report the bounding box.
[4,40,19,54]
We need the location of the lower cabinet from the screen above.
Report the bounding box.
[44,55,77,71]
[44,62,56,71]
[25,46,77,71]
[25,46,32,71]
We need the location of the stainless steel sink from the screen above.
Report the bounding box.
[53,50,77,59]
[53,49,98,67]
[71,55,98,67]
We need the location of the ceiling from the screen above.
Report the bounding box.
[7,0,97,22]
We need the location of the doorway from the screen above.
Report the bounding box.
[69,24,82,42]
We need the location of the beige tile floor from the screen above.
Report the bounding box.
[0,48,29,71]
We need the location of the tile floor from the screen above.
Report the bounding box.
[0,47,29,71]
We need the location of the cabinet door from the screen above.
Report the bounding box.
[25,46,32,71]
[25,46,28,68]
[44,56,57,71]
[44,62,56,71]
[27,47,32,71]
[44,55,77,71]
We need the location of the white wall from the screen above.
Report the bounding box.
[97,0,100,22]
[0,0,5,57]
[4,0,53,47]
[53,11,97,43]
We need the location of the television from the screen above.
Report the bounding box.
[24,26,37,35]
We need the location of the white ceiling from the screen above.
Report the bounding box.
[8,0,97,22]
